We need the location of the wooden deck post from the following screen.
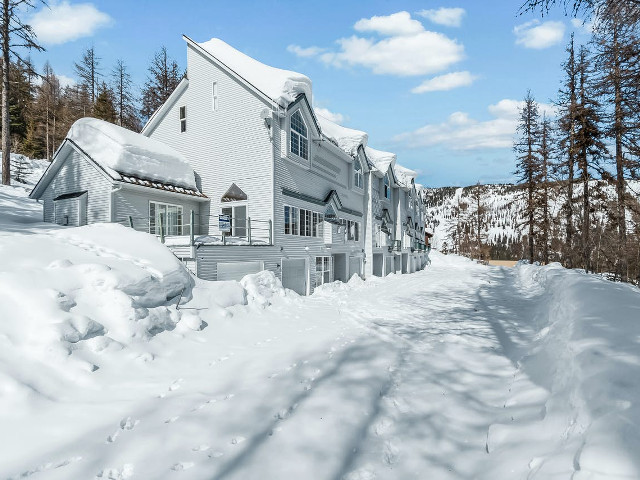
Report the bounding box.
[128,215,133,228]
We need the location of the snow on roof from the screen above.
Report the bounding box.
[365,146,396,174]
[68,118,197,190]
[315,113,368,157]
[197,38,313,106]
[394,164,417,188]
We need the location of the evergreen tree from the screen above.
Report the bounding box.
[140,46,182,120]
[74,46,101,106]
[514,91,541,264]
[92,82,116,123]
[33,63,64,159]
[1,0,45,185]
[536,115,553,264]
[111,59,140,130]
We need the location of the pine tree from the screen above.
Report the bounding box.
[1,0,45,185]
[140,46,182,120]
[33,63,64,159]
[74,46,101,106]
[111,59,140,131]
[556,35,579,268]
[92,82,116,123]
[536,115,553,264]
[514,91,541,264]
[592,6,640,281]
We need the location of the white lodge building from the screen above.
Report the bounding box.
[31,36,429,295]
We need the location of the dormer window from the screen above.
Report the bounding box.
[354,158,363,189]
[384,173,390,199]
[290,110,308,160]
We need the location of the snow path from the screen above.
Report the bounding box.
[2,254,592,480]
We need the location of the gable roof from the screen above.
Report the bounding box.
[394,164,417,189]
[67,118,198,190]
[188,36,312,107]
[221,183,248,202]
[141,77,188,135]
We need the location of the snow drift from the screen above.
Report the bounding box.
[316,114,368,157]
[67,117,198,190]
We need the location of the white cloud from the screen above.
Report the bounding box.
[291,11,464,77]
[514,20,565,49]
[57,74,76,88]
[411,71,477,93]
[571,18,595,34]
[354,11,424,36]
[314,107,345,124]
[287,45,326,58]
[30,1,112,45]
[417,7,466,27]
[394,98,556,150]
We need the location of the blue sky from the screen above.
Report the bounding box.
[25,0,592,187]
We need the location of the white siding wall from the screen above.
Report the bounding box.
[113,188,202,234]
[145,44,274,237]
[271,106,365,291]
[41,149,112,224]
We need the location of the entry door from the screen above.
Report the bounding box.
[348,256,362,279]
[281,258,307,295]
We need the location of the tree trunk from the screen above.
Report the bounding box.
[1,0,10,185]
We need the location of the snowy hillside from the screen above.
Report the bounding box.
[1,159,640,479]
[423,180,640,259]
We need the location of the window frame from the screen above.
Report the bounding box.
[284,205,323,238]
[315,256,332,286]
[220,202,248,238]
[289,110,309,161]
[212,82,219,111]
[354,158,363,190]
[149,201,183,236]
[179,106,186,133]
[383,173,391,200]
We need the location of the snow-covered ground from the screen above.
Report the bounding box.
[1,163,640,479]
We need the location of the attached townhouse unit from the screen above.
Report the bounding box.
[30,36,430,295]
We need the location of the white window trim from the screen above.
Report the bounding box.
[383,173,391,200]
[149,200,184,236]
[212,82,219,111]
[220,201,248,237]
[315,256,332,286]
[289,109,309,161]
[179,105,186,133]
[284,204,323,238]
[354,158,364,190]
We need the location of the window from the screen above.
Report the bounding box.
[374,224,382,248]
[384,173,390,199]
[284,206,323,237]
[179,106,186,132]
[150,201,183,236]
[316,256,331,286]
[212,82,219,111]
[290,110,308,160]
[221,205,247,237]
[347,220,360,242]
[354,158,363,189]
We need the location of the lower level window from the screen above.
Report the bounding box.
[316,256,331,286]
[150,201,183,236]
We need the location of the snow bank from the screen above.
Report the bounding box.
[198,38,312,106]
[365,146,396,173]
[240,270,287,307]
[67,118,197,190]
[0,223,193,383]
[316,114,368,157]
[487,262,640,479]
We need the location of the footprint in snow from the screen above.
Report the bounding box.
[171,462,194,471]
[231,436,246,445]
[208,452,224,459]
[120,417,139,430]
[224,393,235,400]
[96,463,134,479]
[268,373,278,379]
[165,416,179,424]
[169,380,183,391]
[192,444,210,452]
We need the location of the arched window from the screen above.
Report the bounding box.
[290,110,308,160]
[354,158,363,189]
[383,172,390,199]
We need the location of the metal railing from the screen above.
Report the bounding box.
[114,211,273,246]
